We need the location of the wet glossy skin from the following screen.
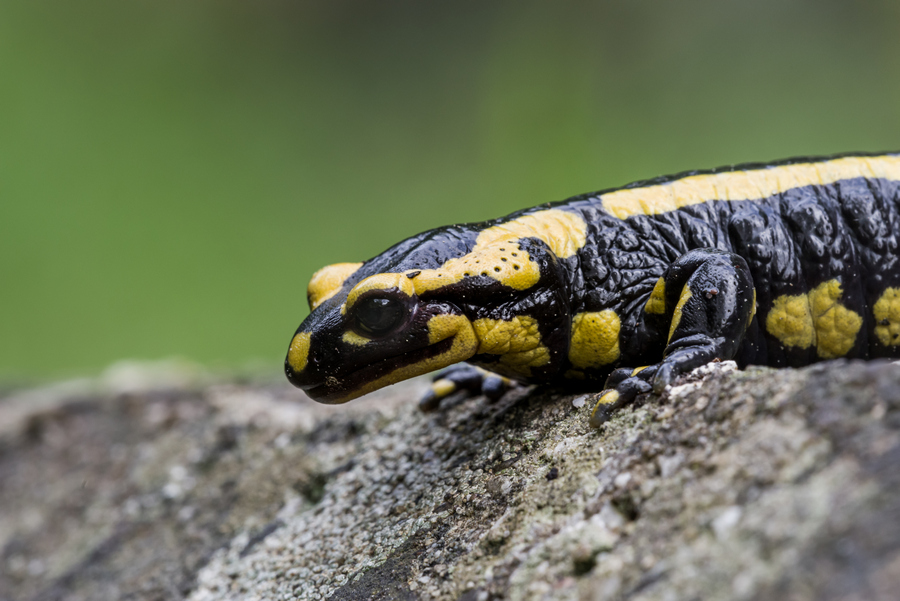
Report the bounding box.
[286,152,900,425]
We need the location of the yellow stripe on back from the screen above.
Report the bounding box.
[405,209,587,294]
[602,155,900,220]
[473,209,587,259]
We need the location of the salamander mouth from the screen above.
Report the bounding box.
[302,335,457,404]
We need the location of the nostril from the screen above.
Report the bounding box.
[285,351,325,393]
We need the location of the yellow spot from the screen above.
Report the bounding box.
[766,293,814,348]
[329,314,478,403]
[590,390,619,424]
[307,262,363,310]
[344,272,415,314]
[427,313,472,346]
[874,288,900,346]
[749,288,757,326]
[568,310,621,369]
[631,366,649,376]
[809,280,862,358]
[473,315,540,354]
[409,209,587,294]
[765,279,862,358]
[668,286,693,343]
[341,331,370,347]
[430,378,457,398]
[601,155,900,219]
[472,315,551,377]
[593,390,619,405]
[287,332,311,372]
[645,277,666,314]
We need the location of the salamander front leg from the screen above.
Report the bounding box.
[589,249,756,428]
[419,364,515,412]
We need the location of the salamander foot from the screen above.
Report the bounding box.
[419,364,515,412]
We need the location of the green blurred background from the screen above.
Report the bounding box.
[2,0,898,381]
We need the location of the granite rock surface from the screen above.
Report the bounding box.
[1,359,899,601]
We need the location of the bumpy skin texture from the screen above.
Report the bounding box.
[286,152,900,426]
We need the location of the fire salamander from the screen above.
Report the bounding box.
[286,152,900,427]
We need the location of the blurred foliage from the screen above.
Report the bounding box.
[1,0,898,379]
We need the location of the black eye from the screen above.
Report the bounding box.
[353,297,406,336]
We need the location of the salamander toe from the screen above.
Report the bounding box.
[419,364,516,412]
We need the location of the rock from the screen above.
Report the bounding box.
[1,359,899,600]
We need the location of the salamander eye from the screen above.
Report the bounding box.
[353,297,406,337]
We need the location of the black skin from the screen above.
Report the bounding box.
[287,151,900,424]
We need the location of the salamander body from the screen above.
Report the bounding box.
[286,152,900,426]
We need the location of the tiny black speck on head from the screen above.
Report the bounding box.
[546,467,559,481]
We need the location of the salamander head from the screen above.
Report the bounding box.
[284,227,484,403]
[286,209,586,403]
[286,266,482,403]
